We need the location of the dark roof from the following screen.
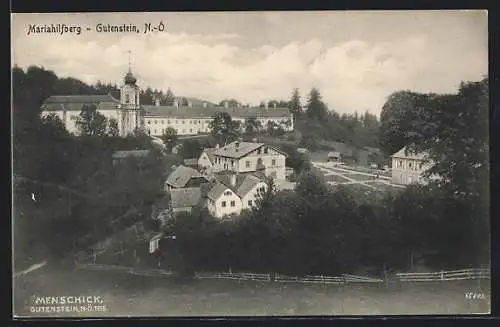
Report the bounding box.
[391,145,427,160]
[206,182,229,201]
[213,141,264,159]
[212,141,287,159]
[112,150,150,159]
[41,94,120,112]
[213,173,265,199]
[143,105,292,118]
[170,188,202,208]
[166,165,204,188]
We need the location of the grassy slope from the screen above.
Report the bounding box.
[14,266,490,317]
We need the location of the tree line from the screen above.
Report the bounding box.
[162,79,489,276]
[12,66,168,269]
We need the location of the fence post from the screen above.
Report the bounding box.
[440,271,444,280]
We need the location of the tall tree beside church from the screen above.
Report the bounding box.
[305,88,328,121]
[108,118,119,137]
[209,112,241,145]
[76,104,108,137]
[288,88,302,119]
[165,88,175,106]
[160,127,178,153]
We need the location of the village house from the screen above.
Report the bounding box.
[200,141,287,181]
[169,187,203,215]
[327,151,342,164]
[164,165,209,192]
[206,172,268,218]
[391,145,432,185]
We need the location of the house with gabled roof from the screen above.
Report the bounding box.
[391,145,432,185]
[206,172,268,218]
[169,187,203,214]
[207,141,287,181]
[164,165,209,191]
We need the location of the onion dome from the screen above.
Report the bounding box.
[124,70,137,85]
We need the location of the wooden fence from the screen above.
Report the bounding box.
[194,272,383,284]
[74,264,490,285]
[75,263,174,277]
[396,268,490,282]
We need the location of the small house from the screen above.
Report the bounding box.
[327,151,341,163]
[165,165,209,191]
[169,187,202,214]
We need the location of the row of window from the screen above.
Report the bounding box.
[148,128,201,135]
[244,159,276,167]
[221,200,236,208]
[396,159,423,171]
[147,119,206,125]
[221,200,254,207]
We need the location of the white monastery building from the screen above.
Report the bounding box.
[41,68,145,137]
[40,66,294,137]
[391,145,432,185]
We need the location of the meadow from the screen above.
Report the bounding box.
[14,265,490,317]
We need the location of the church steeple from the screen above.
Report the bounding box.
[124,50,137,85]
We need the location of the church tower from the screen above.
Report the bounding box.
[119,53,145,136]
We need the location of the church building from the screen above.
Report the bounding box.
[40,68,145,137]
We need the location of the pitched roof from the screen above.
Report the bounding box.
[202,148,217,163]
[143,105,292,118]
[112,150,150,159]
[206,182,230,201]
[213,141,264,158]
[170,188,202,208]
[391,145,428,160]
[328,151,341,158]
[216,173,265,198]
[166,165,204,188]
[41,94,120,111]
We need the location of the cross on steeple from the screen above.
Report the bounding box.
[127,50,132,73]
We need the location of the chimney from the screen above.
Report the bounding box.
[230,174,236,187]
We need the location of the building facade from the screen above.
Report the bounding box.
[40,68,145,137]
[201,141,287,181]
[391,146,432,185]
[143,103,294,137]
[41,66,293,137]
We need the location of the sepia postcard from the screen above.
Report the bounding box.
[11,11,490,317]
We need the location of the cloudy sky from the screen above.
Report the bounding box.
[11,11,487,115]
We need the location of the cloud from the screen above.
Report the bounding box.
[12,29,486,116]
